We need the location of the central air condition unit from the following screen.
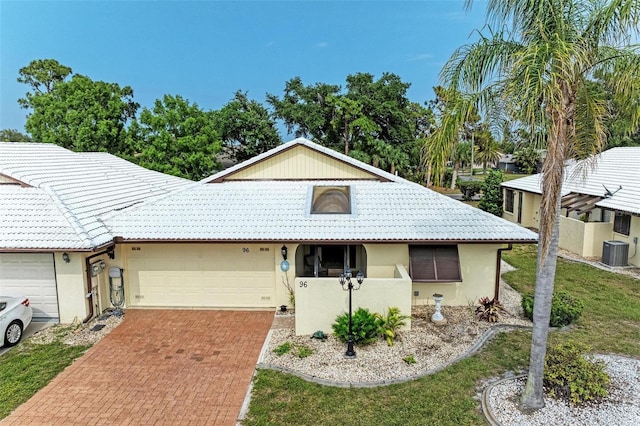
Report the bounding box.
[602,240,629,267]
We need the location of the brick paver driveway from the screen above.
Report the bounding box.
[2,310,273,425]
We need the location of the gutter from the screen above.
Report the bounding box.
[495,244,513,300]
[83,245,115,323]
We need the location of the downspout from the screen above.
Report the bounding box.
[83,245,115,323]
[495,244,513,300]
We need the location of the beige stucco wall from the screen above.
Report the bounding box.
[53,252,88,323]
[225,145,377,180]
[294,264,412,335]
[364,243,409,278]
[502,189,540,228]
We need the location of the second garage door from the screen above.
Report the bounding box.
[0,253,59,322]
[125,244,276,308]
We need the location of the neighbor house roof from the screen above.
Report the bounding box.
[106,139,538,243]
[502,147,640,215]
[0,142,192,250]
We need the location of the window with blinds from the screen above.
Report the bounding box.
[613,212,631,235]
[409,245,462,282]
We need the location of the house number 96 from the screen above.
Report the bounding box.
[299,281,308,288]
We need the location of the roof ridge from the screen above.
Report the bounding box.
[42,186,97,248]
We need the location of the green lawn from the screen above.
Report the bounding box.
[243,245,640,425]
[0,340,89,418]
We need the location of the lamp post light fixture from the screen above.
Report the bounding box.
[281,245,288,260]
[339,268,364,358]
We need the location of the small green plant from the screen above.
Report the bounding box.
[522,291,584,327]
[295,344,313,358]
[475,297,506,323]
[332,308,381,345]
[273,342,292,356]
[402,355,416,365]
[544,341,610,405]
[375,307,410,346]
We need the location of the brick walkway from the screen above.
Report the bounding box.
[2,310,273,426]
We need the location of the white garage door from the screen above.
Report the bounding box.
[126,244,276,308]
[0,253,59,321]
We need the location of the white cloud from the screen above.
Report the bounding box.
[315,42,328,48]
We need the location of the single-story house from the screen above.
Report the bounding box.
[501,147,640,267]
[2,138,537,334]
[497,154,520,173]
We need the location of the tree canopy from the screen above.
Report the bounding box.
[268,73,431,176]
[132,94,222,180]
[18,60,138,153]
[215,91,282,163]
[0,129,32,142]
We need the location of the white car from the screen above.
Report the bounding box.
[0,295,33,347]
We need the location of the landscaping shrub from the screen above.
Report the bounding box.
[521,291,584,327]
[478,169,504,216]
[332,308,381,345]
[375,306,410,346]
[457,180,484,201]
[544,341,610,405]
[475,297,506,322]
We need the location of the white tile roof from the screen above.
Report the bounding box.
[106,179,538,243]
[0,186,89,249]
[502,147,640,215]
[0,142,192,250]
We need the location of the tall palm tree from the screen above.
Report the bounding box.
[440,0,640,409]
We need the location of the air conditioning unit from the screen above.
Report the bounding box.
[602,240,629,267]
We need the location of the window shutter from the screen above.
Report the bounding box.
[409,246,436,280]
[434,247,461,281]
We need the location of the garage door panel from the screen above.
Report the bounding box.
[0,253,59,321]
[128,245,276,308]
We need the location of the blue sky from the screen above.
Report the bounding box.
[0,0,487,135]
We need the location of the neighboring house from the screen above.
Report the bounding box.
[501,147,640,267]
[1,139,537,334]
[497,154,520,173]
[0,142,192,323]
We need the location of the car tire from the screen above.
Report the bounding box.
[4,320,23,347]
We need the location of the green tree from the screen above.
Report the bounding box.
[513,146,540,174]
[425,86,481,187]
[268,73,425,176]
[17,59,72,104]
[22,73,138,152]
[267,77,341,142]
[441,0,640,409]
[134,94,221,180]
[215,91,282,163]
[473,125,502,173]
[478,169,504,216]
[0,129,32,142]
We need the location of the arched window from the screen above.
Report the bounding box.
[311,186,351,214]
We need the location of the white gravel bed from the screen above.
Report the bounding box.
[486,354,640,426]
[261,302,531,384]
[29,310,124,346]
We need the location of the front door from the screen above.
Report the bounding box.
[517,192,523,223]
